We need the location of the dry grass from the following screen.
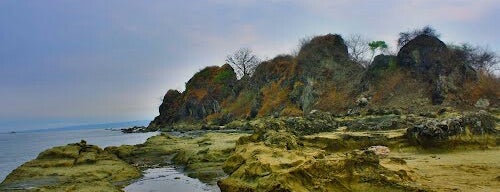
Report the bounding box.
[372,70,405,103]
[463,72,500,105]
[186,89,208,101]
[223,90,255,118]
[258,81,290,116]
[280,105,303,117]
[315,84,350,112]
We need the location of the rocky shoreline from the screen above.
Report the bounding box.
[1,110,498,191]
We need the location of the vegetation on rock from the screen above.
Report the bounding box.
[149,27,498,130]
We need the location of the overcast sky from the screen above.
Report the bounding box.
[0,0,499,131]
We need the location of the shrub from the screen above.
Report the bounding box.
[258,81,290,116]
[398,25,440,48]
[448,43,499,74]
[281,105,303,117]
[463,72,500,105]
[224,90,255,118]
[214,70,236,84]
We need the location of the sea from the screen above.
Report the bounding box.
[0,128,218,191]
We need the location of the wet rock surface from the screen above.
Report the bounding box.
[0,140,141,192]
[3,110,498,191]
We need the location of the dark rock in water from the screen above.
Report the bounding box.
[406,111,497,147]
[121,126,149,133]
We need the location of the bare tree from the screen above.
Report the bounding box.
[398,25,440,49]
[291,36,313,56]
[451,43,499,74]
[346,34,371,67]
[226,48,260,79]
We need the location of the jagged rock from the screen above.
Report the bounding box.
[398,35,449,76]
[297,34,350,78]
[251,55,296,88]
[406,111,497,147]
[397,35,450,105]
[149,64,237,129]
[286,111,338,135]
[342,114,406,131]
[219,143,418,192]
[396,34,477,105]
[1,142,140,191]
[149,89,182,129]
[295,34,363,113]
[121,126,149,133]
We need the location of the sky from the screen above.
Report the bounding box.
[0,0,499,131]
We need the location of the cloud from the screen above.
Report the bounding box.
[296,0,498,23]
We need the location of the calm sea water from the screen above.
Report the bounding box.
[124,167,220,192]
[0,129,158,182]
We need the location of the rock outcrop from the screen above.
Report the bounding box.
[0,141,140,191]
[295,34,364,112]
[149,33,495,129]
[397,34,476,104]
[149,64,237,129]
[218,133,420,192]
[406,111,497,148]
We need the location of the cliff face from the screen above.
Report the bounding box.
[149,64,237,129]
[149,33,498,129]
[295,34,364,112]
[396,34,475,104]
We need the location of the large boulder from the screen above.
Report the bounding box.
[397,35,451,104]
[396,35,478,105]
[297,34,359,79]
[397,35,449,76]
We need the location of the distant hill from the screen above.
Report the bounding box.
[25,120,151,133]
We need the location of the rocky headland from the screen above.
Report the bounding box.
[1,30,499,191]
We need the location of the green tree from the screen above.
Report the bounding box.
[368,41,388,62]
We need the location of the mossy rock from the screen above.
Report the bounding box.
[0,142,140,191]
